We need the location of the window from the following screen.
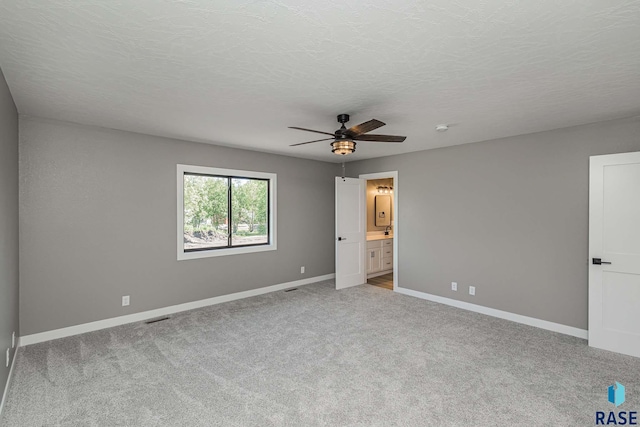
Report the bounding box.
[177,164,276,260]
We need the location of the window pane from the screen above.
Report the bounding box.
[231,178,268,246]
[183,174,229,250]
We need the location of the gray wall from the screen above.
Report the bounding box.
[348,118,640,330]
[19,116,337,336]
[16,111,640,335]
[0,68,19,393]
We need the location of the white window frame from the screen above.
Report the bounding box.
[177,164,277,260]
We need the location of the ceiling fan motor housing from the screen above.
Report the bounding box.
[335,114,351,138]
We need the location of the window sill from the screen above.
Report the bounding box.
[178,243,277,260]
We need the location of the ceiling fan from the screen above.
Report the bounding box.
[289,114,406,155]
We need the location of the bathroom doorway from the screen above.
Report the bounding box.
[359,171,398,291]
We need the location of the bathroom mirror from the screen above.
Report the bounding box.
[375,195,391,227]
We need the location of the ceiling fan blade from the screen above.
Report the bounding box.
[345,119,385,136]
[353,134,406,142]
[288,127,335,137]
[290,138,334,147]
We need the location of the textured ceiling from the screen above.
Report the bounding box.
[1,1,639,162]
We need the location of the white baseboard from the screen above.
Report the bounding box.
[0,338,19,419]
[395,286,588,339]
[21,274,335,346]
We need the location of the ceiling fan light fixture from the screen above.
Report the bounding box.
[331,139,356,155]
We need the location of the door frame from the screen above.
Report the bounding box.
[359,171,399,291]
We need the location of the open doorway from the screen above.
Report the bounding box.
[359,171,398,291]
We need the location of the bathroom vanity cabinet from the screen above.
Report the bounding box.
[366,237,393,277]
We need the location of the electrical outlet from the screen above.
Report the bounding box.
[5,348,9,367]
[122,295,130,306]
[469,286,476,296]
[451,282,458,291]
[12,331,15,348]
[300,266,305,274]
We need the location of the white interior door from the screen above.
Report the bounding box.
[335,177,366,290]
[589,151,640,358]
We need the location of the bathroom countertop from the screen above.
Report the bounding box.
[366,234,394,241]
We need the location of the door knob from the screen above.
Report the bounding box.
[338,237,347,241]
[592,258,611,265]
